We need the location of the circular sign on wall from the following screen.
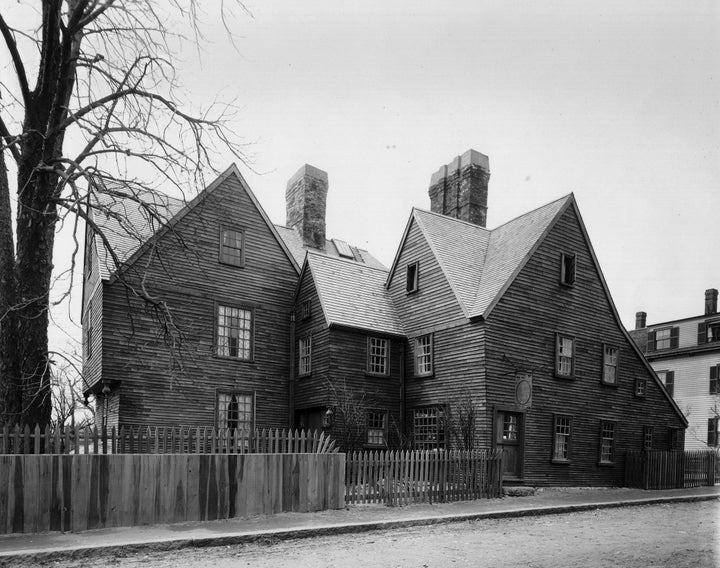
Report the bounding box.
[515,372,532,408]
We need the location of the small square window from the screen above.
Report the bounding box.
[367,411,388,446]
[415,334,433,377]
[298,336,312,376]
[552,414,572,463]
[635,378,647,397]
[367,337,389,375]
[406,262,419,293]
[599,421,616,464]
[219,227,245,267]
[601,344,618,385]
[555,334,575,378]
[643,426,653,450]
[560,253,576,286]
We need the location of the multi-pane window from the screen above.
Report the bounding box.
[708,418,719,447]
[560,253,576,286]
[85,301,93,359]
[216,305,253,360]
[552,415,572,462]
[406,262,419,293]
[648,327,678,351]
[635,378,647,397]
[599,421,616,464]
[366,411,388,446]
[298,336,312,376]
[602,345,618,385]
[643,426,654,450]
[219,227,245,267]
[300,300,311,320]
[217,392,253,432]
[657,370,674,397]
[710,365,720,395]
[413,406,445,449]
[555,334,575,378]
[415,334,433,376]
[367,337,389,375]
[669,427,683,451]
[502,414,519,441]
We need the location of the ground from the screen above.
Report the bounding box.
[8,501,719,568]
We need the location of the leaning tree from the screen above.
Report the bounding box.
[0,1,247,428]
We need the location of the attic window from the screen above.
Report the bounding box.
[333,239,354,259]
[219,227,245,267]
[406,262,419,294]
[560,253,576,286]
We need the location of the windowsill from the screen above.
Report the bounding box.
[213,354,254,363]
[364,443,387,450]
[598,461,615,467]
[554,373,575,380]
[634,394,646,399]
[559,282,575,288]
[297,373,312,380]
[365,372,390,379]
[218,260,245,269]
[406,289,419,295]
[414,373,434,380]
[551,459,571,465]
[600,381,619,388]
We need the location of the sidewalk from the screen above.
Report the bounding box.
[0,485,717,563]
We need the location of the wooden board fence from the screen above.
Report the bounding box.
[345,449,503,506]
[0,425,336,455]
[625,450,719,489]
[0,453,345,534]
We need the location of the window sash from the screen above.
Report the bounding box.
[643,426,653,450]
[599,422,615,463]
[710,365,720,395]
[368,337,388,375]
[406,262,419,293]
[556,335,574,377]
[367,411,387,446]
[560,253,576,285]
[299,336,312,376]
[635,378,647,397]
[217,392,253,433]
[413,406,445,449]
[415,335,433,376]
[553,415,572,462]
[217,305,253,359]
[602,345,618,384]
[219,228,244,266]
[708,418,719,447]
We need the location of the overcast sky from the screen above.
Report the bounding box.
[36,1,720,350]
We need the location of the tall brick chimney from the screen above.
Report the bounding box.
[635,311,647,330]
[428,149,490,227]
[705,288,718,315]
[286,164,328,251]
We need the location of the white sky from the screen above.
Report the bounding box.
[17,1,720,351]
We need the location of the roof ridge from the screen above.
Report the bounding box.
[412,207,492,233]
[489,193,573,233]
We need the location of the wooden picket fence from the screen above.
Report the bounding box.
[625,449,719,489]
[0,424,337,455]
[345,449,504,506]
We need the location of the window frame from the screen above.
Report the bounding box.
[669,427,683,451]
[559,252,576,286]
[551,414,573,464]
[413,405,445,450]
[366,410,388,447]
[634,378,647,398]
[300,299,312,321]
[554,333,576,379]
[298,335,312,377]
[647,326,679,352]
[598,420,617,465]
[85,300,93,360]
[406,261,419,294]
[215,303,254,361]
[643,425,654,450]
[710,364,720,395]
[414,334,434,377]
[708,417,719,447]
[656,370,674,398]
[218,226,246,268]
[366,336,390,376]
[601,344,619,386]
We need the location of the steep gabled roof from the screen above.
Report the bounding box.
[305,253,405,337]
[392,195,572,319]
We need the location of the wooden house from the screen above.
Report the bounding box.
[629,290,720,450]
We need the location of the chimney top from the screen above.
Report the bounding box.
[705,288,718,315]
[635,311,647,330]
[286,164,328,252]
[430,149,490,186]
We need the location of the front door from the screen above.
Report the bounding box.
[495,411,523,479]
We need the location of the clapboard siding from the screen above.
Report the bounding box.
[485,205,686,485]
[388,219,466,329]
[94,173,297,430]
[82,285,103,393]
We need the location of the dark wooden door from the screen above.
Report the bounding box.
[495,411,523,479]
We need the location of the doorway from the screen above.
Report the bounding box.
[495,410,524,479]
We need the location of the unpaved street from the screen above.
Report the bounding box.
[16,500,720,568]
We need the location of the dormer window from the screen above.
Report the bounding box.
[698,320,720,344]
[406,262,419,293]
[647,326,679,352]
[560,253,576,286]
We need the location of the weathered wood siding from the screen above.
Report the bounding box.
[98,173,298,429]
[485,204,686,485]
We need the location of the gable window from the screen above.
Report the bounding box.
[415,334,433,377]
[413,406,445,449]
[85,301,93,360]
[300,300,311,320]
[366,411,388,447]
[555,334,575,378]
[634,378,647,397]
[216,305,253,360]
[599,421,616,464]
[219,227,245,267]
[708,418,719,447]
[601,344,618,385]
[643,426,654,450]
[552,414,572,463]
[647,326,679,352]
[710,365,720,395]
[656,370,674,397]
[406,262,419,293]
[367,337,389,376]
[298,335,312,376]
[560,252,576,286]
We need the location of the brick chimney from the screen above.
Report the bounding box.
[428,149,490,227]
[286,164,328,251]
[705,288,718,315]
[635,311,647,330]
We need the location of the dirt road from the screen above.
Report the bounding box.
[14,500,720,567]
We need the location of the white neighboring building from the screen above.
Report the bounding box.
[630,288,720,450]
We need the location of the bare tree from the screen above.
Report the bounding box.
[0,1,248,427]
[445,388,479,450]
[50,352,94,430]
[326,378,373,452]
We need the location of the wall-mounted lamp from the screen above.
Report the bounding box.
[322,407,334,429]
